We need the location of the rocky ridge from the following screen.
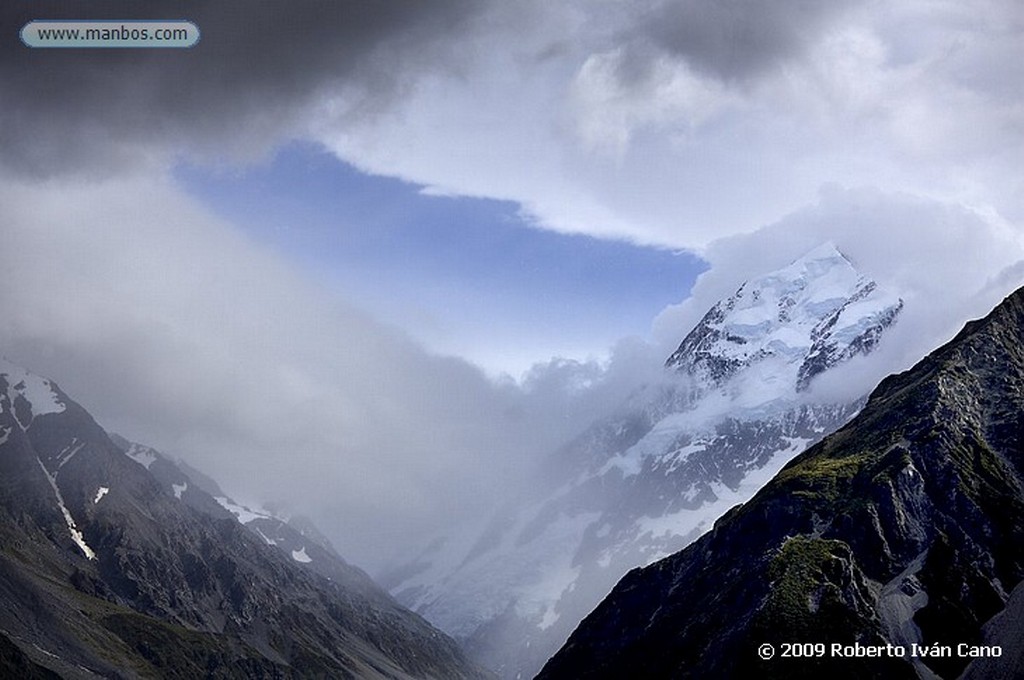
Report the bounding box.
[539,286,1024,679]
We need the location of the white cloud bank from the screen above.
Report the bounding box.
[314,0,1024,249]
[0,175,662,569]
[2,0,1023,571]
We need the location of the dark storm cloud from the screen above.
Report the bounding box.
[0,0,480,174]
[622,0,862,83]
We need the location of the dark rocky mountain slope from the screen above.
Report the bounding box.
[0,358,485,679]
[539,286,1024,679]
[107,432,386,601]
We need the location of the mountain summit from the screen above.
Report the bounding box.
[540,286,1024,679]
[666,242,902,391]
[384,243,903,679]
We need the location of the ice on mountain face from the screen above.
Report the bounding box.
[634,435,811,566]
[124,443,158,469]
[0,426,10,446]
[665,243,902,393]
[291,546,312,563]
[93,487,109,504]
[172,482,187,499]
[56,439,85,469]
[37,457,95,560]
[215,496,274,525]
[797,286,904,390]
[404,510,600,640]
[515,514,598,625]
[599,408,718,479]
[253,526,278,546]
[539,606,559,631]
[0,358,67,427]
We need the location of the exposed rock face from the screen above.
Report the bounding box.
[0,359,485,679]
[383,244,903,679]
[539,287,1024,680]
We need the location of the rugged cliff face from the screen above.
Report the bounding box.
[0,359,485,679]
[539,287,1024,680]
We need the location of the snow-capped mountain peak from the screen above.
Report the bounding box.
[385,242,905,679]
[0,357,67,427]
[665,242,902,393]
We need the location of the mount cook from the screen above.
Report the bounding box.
[383,242,904,678]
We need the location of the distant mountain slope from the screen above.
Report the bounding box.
[384,243,903,679]
[108,432,386,599]
[539,287,1024,679]
[0,358,484,679]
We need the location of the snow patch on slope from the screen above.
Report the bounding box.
[37,458,95,560]
[253,526,278,545]
[93,487,109,504]
[515,514,599,629]
[56,439,85,469]
[124,443,158,469]
[291,546,312,563]
[215,496,274,525]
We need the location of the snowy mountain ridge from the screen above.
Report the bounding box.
[666,242,903,391]
[1,356,67,426]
